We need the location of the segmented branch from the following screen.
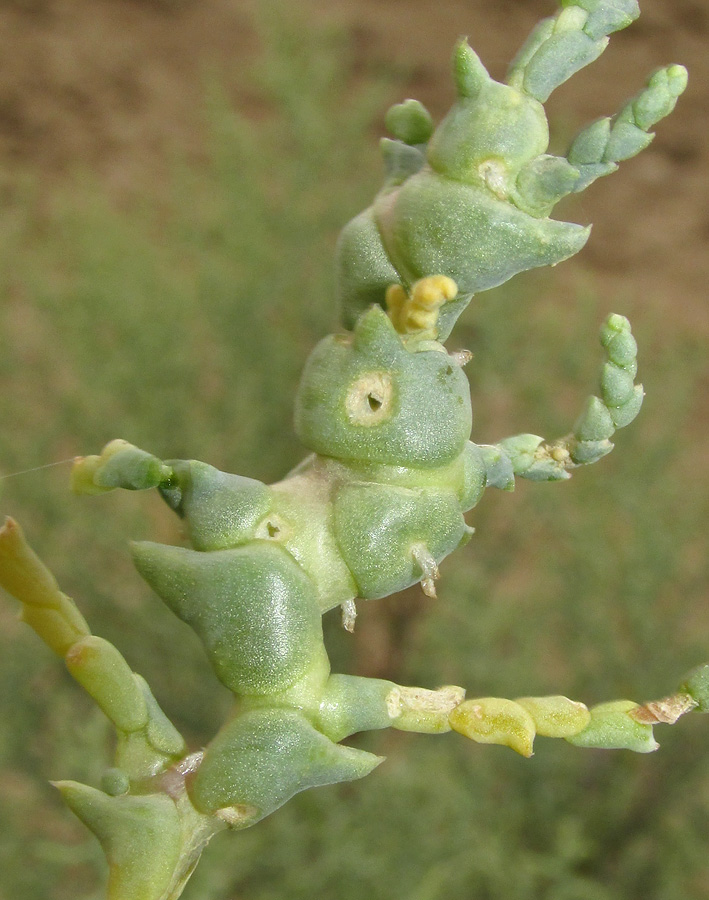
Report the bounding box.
[567,64,688,193]
[0,517,184,779]
[507,0,641,102]
[498,313,643,481]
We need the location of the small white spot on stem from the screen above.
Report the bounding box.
[255,514,290,541]
[341,599,357,632]
[412,544,439,598]
[345,372,394,426]
[215,804,259,827]
[159,751,204,800]
[449,349,473,367]
[386,684,466,721]
[478,159,508,199]
[386,687,403,719]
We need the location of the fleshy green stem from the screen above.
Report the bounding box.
[449,683,706,757]
[507,0,641,102]
[498,313,643,481]
[0,518,220,900]
[0,517,184,779]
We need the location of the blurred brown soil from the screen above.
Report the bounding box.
[0,0,707,329]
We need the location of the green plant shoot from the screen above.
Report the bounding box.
[0,3,705,900]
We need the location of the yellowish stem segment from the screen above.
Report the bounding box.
[0,517,90,654]
[0,517,185,777]
[447,691,697,756]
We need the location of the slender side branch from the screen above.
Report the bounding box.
[496,313,643,483]
[0,517,184,778]
[0,518,221,900]
[320,672,709,758]
[388,678,708,758]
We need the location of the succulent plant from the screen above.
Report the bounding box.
[0,3,703,899]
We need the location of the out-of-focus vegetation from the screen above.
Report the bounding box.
[1,6,708,900]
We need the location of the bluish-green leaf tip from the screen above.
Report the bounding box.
[565,700,659,753]
[385,99,434,146]
[53,780,183,900]
[665,64,689,96]
[679,664,709,713]
[563,0,640,40]
[453,39,489,98]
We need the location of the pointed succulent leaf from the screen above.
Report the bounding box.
[601,362,636,408]
[603,123,654,162]
[568,117,612,165]
[604,327,637,367]
[521,31,608,103]
[569,438,614,465]
[571,161,618,192]
[352,303,404,360]
[376,174,590,299]
[574,396,616,442]
[568,0,640,41]
[497,434,545,475]
[565,700,659,752]
[337,209,402,330]
[55,782,183,900]
[608,384,644,428]
[453,40,490,98]
[478,444,516,490]
[131,540,324,696]
[515,154,581,216]
[192,709,383,826]
[160,460,271,552]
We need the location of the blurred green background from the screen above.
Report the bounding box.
[1,2,708,899]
